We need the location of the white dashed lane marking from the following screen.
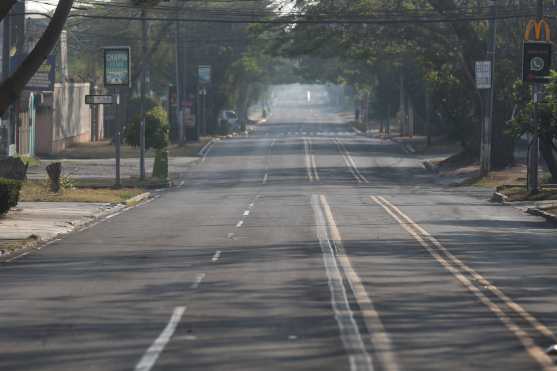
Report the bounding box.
[191,273,206,289]
[135,306,186,371]
[212,251,222,262]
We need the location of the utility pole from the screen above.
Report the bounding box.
[425,87,431,146]
[139,7,147,180]
[2,16,11,156]
[527,0,544,193]
[480,0,496,176]
[114,90,121,188]
[399,73,405,136]
[175,21,184,144]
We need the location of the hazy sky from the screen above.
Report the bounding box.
[26,0,57,12]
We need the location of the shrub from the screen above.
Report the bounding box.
[125,105,169,150]
[0,178,22,215]
[127,96,158,124]
[152,149,168,180]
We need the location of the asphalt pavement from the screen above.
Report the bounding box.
[1,104,557,371]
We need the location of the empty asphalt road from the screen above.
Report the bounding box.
[2,104,557,371]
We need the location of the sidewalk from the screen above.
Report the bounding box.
[382,133,557,224]
[0,202,124,258]
[363,131,472,186]
[0,140,208,258]
[27,157,199,181]
[28,139,209,181]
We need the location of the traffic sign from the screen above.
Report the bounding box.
[85,95,114,105]
[104,47,131,87]
[522,41,552,83]
[198,65,211,85]
[475,61,491,89]
[26,55,56,91]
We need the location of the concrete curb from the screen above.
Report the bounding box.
[526,207,557,225]
[0,236,41,259]
[352,127,365,136]
[125,192,152,206]
[0,192,156,263]
[387,136,417,155]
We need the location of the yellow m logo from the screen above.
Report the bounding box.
[524,19,551,42]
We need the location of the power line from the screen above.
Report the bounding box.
[65,11,537,24]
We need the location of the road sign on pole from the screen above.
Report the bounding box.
[522,42,552,84]
[85,95,114,105]
[475,61,491,89]
[103,47,131,87]
[524,6,551,194]
[198,65,211,85]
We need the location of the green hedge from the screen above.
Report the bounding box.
[0,178,22,215]
[125,105,169,150]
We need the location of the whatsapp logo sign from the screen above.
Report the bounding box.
[530,56,545,72]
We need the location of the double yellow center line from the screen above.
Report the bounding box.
[304,138,320,181]
[371,195,557,371]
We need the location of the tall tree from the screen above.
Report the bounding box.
[0,0,74,116]
[0,0,17,22]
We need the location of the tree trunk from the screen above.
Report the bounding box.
[0,0,74,117]
[491,115,514,169]
[0,1,16,22]
[540,133,557,183]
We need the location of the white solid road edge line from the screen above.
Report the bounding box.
[135,306,186,371]
[311,195,373,371]
[335,138,368,183]
[200,140,216,162]
[197,138,215,156]
[319,195,399,371]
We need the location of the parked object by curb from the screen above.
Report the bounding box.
[491,192,509,203]
[526,207,557,225]
[423,160,440,174]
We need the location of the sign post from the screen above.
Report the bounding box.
[476,60,492,177]
[85,95,114,105]
[475,61,491,90]
[197,66,211,138]
[523,13,552,194]
[26,55,56,91]
[104,47,131,87]
[103,47,131,188]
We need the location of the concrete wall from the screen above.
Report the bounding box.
[36,83,103,155]
[51,83,91,153]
